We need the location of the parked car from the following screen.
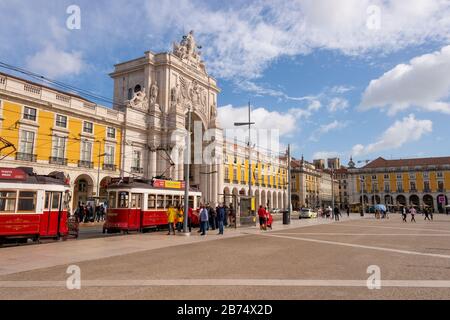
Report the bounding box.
[299,208,318,219]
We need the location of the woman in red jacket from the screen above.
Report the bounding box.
[266,209,273,230]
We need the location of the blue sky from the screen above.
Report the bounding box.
[1,0,450,166]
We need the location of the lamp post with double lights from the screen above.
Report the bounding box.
[234,102,255,222]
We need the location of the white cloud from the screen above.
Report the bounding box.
[328,98,349,113]
[26,45,84,78]
[351,114,432,156]
[360,45,450,115]
[330,85,354,94]
[312,151,341,160]
[309,120,348,142]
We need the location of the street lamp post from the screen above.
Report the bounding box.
[234,102,255,225]
[182,108,192,235]
[360,177,365,216]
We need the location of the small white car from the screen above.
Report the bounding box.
[299,208,318,219]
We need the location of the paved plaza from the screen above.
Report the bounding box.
[1,214,450,300]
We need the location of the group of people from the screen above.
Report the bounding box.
[318,206,348,221]
[401,206,433,223]
[257,205,273,230]
[166,203,236,236]
[74,202,106,223]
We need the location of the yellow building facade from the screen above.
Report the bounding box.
[349,157,450,212]
[222,142,288,210]
[0,72,123,208]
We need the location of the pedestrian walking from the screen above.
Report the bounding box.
[410,206,416,223]
[346,206,350,217]
[258,205,267,230]
[176,205,184,232]
[217,204,225,235]
[402,206,407,222]
[334,206,340,221]
[166,204,176,235]
[424,207,430,221]
[266,210,273,230]
[199,205,209,236]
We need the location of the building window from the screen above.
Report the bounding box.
[55,114,67,128]
[438,181,444,191]
[19,130,35,155]
[23,106,37,121]
[396,174,402,180]
[410,181,416,191]
[397,182,403,192]
[409,173,416,180]
[104,145,115,165]
[437,172,443,178]
[241,168,245,182]
[371,175,377,180]
[52,136,66,159]
[0,191,16,212]
[127,88,133,100]
[423,172,429,179]
[107,127,116,139]
[83,121,93,134]
[81,140,92,161]
[224,167,229,180]
[132,150,141,170]
[424,181,430,192]
[384,182,390,192]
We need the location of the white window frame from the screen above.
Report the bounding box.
[106,127,116,139]
[82,121,94,134]
[104,144,115,165]
[80,139,93,162]
[23,106,37,122]
[18,130,36,155]
[52,135,66,159]
[132,150,141,169]
[55,114,68,128]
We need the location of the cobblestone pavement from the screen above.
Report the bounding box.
[1,214,450,300]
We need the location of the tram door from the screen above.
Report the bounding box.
[44,192,62,236]
[130,193,142,229]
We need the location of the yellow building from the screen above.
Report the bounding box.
[349,157,450,212]
[0,72,123,208]
[222,141,288,210]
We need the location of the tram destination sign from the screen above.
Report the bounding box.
[0,168,27,180]
[153,179,185,189]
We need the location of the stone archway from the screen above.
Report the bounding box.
[423,194,434,212]
[278,192,283,210]
[360,195,369,204]
[73,174,94,208]
[409,194,420,207]
[384,195,393,205]
[291,194,300,210]
[372,195,381,205]
[396,195,407,206]
[261,190,267,208]
[99,176,112,203]
[437,194,448,213]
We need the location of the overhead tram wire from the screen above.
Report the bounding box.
[0,62,286,158]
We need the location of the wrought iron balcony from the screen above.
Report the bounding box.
[102,163,117,171]
[410,188,417,193]
[15,153,37,162]
[438,188,446,193]
[131,167,144,174]
[424,188,431,193]
[224,178,230,183]
[78,160,94,168]
[49,156,68,166]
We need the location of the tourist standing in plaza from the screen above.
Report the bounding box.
[266,209,273,230]
[402,206,407,222]
[166,204,177,235]
[217,204,225,235]
[347,206,350,217]
[199,205,209,236]
[334,206,340,221]
[424,207,431,221]
[258,205,267,230]
[410,206,417,223]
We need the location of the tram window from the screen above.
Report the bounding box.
[148,195,156,209]
[17,191,36,212]
[131,193,142,208]
[164,195,172,208]
[44,192,51,210]
[118,192,129,208]
[189,196,194,209]
[108,192,117,209]
[0,191,16,212]
[196,196,201,208]
[52,193,61,210]
[173,195,181,207]
[156,195,164,208]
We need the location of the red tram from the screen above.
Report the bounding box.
[103,178,202,233]
[0,167,71,245]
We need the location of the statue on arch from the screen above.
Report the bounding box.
[150,81,159,106]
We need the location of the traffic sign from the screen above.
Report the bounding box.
[438,195,446,204]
